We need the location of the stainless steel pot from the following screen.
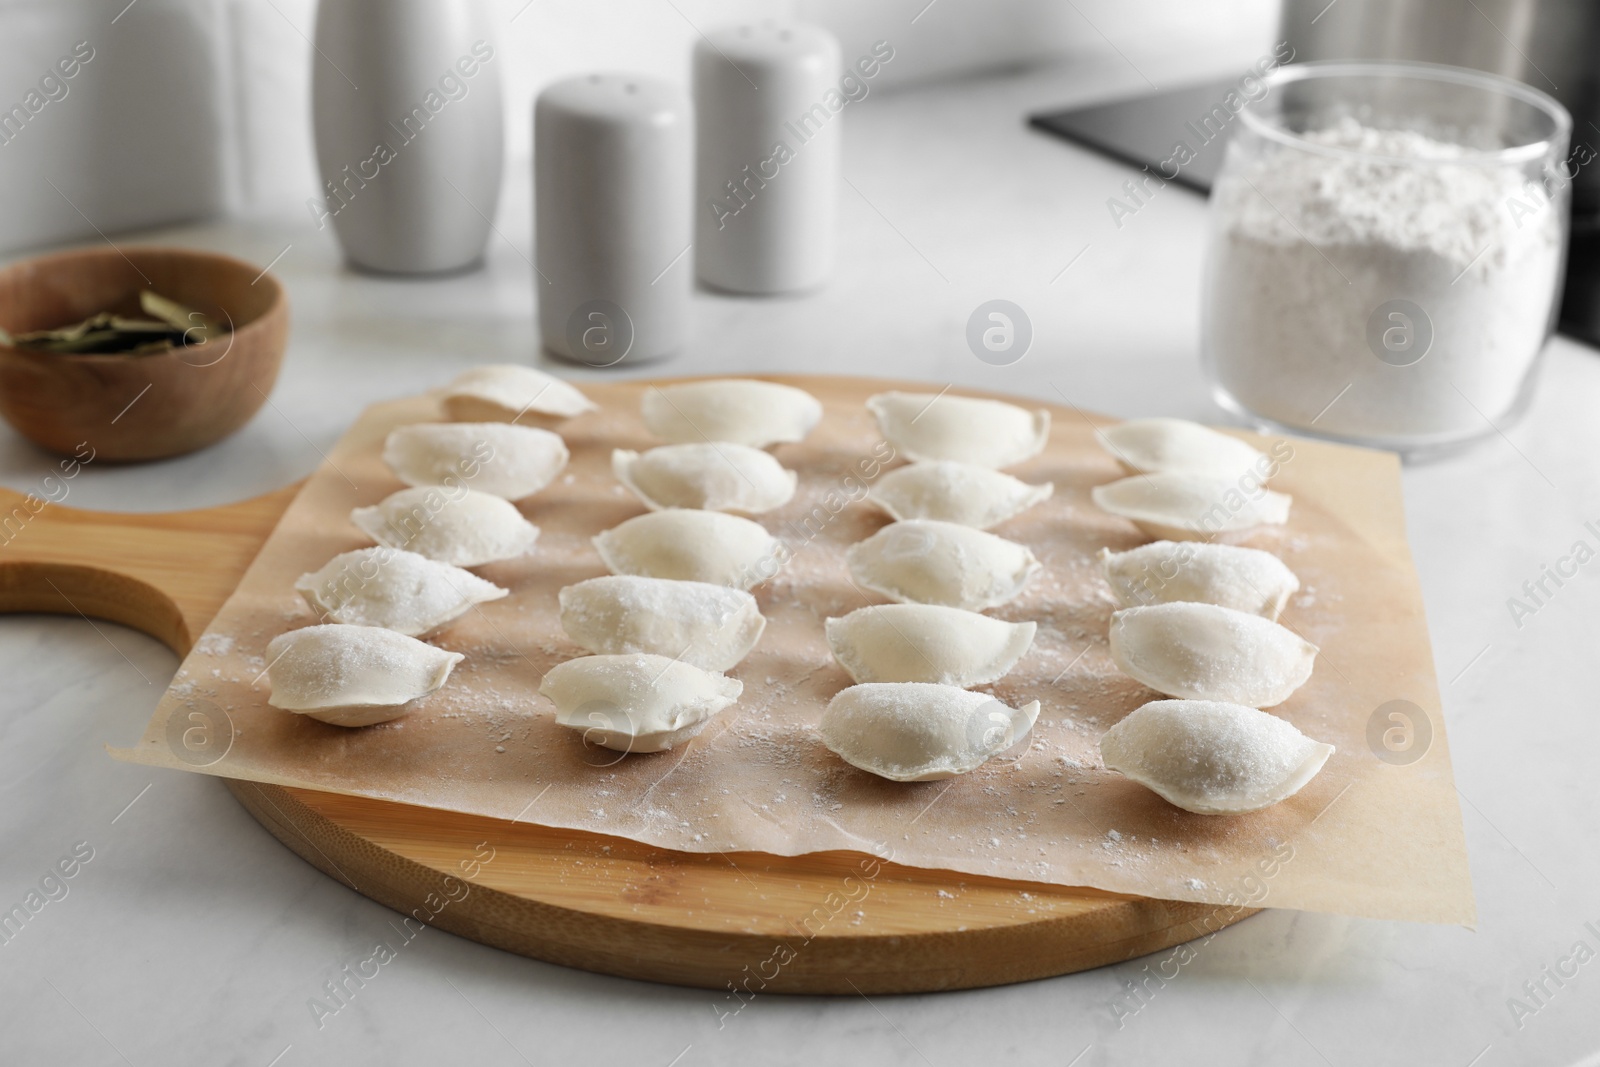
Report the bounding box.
[1280,0,1600,212]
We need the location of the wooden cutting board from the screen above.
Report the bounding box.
[0,375,1254,994]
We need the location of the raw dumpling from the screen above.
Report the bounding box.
[439,363,597,424]
[559,575,765,671]
[295,547,508,636]
[1100,699,1334,814]
[1091,472,1291,541]
[539,653,743,753]
[613,443,797,513]
[1109,602,1317,707]
[266,624,463,727]
[869,461,1053,529]
[594,509,779,589]
[1099,541,1300,620]
[1097,418,1266,481]
[819,683,1041,781]
[641,379,822,448]
[847,520,1041,612]
[352,486,539,568]
[826,604,1035,687]
[384,422,569,500]
[867,391,1049,469]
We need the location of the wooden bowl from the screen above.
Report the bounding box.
[0,246,288,461]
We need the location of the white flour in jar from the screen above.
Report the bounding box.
[1204,116,1563,446]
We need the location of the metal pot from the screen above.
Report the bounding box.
[1280,0,1600,213]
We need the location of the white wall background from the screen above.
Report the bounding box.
[0,0,1276,252]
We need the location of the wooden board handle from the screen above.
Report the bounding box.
[0,482,298,655]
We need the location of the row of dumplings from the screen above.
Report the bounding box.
[821,392,1056,783]
[538,379,822,752]
[1088,419,1334,815]
[267,365,592,724]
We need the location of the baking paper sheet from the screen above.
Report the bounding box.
[114,378,1475,924]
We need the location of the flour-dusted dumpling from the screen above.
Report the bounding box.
[1097,418,1267,482]
[869,461,1053,529]
[1091,472,1291,542]
[540,653,743,753]
[867,391,1049,469]
[265,624,463,727]
[384,422,569,501]
[641,379,822,448]
[819,683,1041,781]
[594,509,779,589]
[559,575,765,672]
[1099,541,1300,620]
[1100,699,1334,814]
[613,443,797,514]
[439,363,597,424]
[847,520,1040,612]
[608,438,796,511]
[826,604,1035,687]
[352,486,539,568]
[295,547,508,636]
[1109,602,1317,707]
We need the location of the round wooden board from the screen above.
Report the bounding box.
[0,374,1255,994]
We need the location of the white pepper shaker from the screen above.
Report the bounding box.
[535,74,693,366]
[694,23,841,295]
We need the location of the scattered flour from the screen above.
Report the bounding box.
[194,633,235,656]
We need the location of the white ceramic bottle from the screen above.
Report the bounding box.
[311,0,503,274]
[535,74,693,366]
[694,22,841,294]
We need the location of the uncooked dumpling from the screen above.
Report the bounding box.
[351,486,539,568]
[384,422,569,500]
[1100,699,1334,814]
[266,624,463,727]
[1091,472,1291,541]
[559,575,765,672]
[819,683,1041,781]
[847,520,1041,611]
[613,443,797,513]
[593,509,779,589]
[1099,541,1300,619]
[1108,602,1316,707]
[867,391,1049,469]
[826,604,1035,687]
[869,461,1053,529]
[1097,418,1267,481]
[641,379,822,448]
[439,363,597,424]
[540,653,743,753]
[295,547,508,636]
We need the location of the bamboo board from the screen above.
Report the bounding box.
[0,375,1259,994]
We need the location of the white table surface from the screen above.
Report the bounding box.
[3,42,1599,1067]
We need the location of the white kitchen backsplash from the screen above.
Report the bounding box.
[0,0,1273,254]
[0,0,232,253]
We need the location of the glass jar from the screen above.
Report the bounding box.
[1202,62,1572,456]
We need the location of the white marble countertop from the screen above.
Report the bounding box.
[4,43,1600,1067]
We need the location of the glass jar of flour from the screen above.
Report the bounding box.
[1203,62,1571,456]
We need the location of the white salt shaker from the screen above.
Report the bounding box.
[694,23,841,294]
[535,74,693,366]
[311,0,504,275]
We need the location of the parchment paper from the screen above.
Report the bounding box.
[114,378,1475,924]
